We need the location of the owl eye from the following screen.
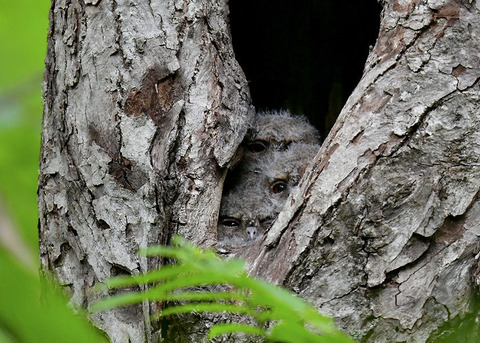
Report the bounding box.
[271,180,288,194]
[221,218,240,227]
[247,140,268,154]
[260,217,275,228]
[283,141,293,149]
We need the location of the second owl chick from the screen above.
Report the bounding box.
[247,142,320,209]
[244,109,321,158]
[222,109,320,194]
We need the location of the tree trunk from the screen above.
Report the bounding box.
[39,0,251,342]
[242,0,480,342]
[39,0,480,342]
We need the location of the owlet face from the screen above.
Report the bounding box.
[217,185,278,246]
[218,215,275,241]
[233,143,319,211]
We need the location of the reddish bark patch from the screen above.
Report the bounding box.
[434,1,460,27]
[109,154,148,192]
[360,87,392,114]
[452,64,467,78]
[393,0,415,15]
[88,124,119,156]
[351,129,365,146]
[124,66,184,127]
[375,26,407,64]
[434,215,466,245]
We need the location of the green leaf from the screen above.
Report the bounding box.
[148,272,243,294]
[91,290,150,312]
[140,239,246,275]
[244,278,336,334]
[93,287,247,312]
[100,264,190,289]
[208,323,265,339]
[152,303,254,320]
[165,290,247,303]
[94,235,353,342]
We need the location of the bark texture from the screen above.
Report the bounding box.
[39,0,251,342]
[40,0,480,342]
[243,0,480,342]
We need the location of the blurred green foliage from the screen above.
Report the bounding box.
[0,0,50,256]
[0,245,108,343]
[0,3,110,339]
[0,0,50,89]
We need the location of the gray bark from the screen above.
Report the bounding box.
[242,0,480,342]
[39,0,251,342]
[39,0,480,342]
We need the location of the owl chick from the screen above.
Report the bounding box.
[240,142,320,210]
[218,109,321,249]
[222,110,320,194]
[217,142,320,247]
[244,109,320,157]
[217,184,277,248]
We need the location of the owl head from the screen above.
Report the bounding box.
[235,142,320,207]
[244,109,320,157]
[217,183,278,247]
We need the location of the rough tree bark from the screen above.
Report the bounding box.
[39,0,480,343]
[243,0,480,342]
[39,0,251,342]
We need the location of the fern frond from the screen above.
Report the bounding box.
[92,235,354,342]
[208,323,265,339]
[151,302,254,320]
[164,290,246,303]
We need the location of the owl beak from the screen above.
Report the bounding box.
[246,226,257,240]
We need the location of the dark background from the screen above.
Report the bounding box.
[229,0,382,139]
